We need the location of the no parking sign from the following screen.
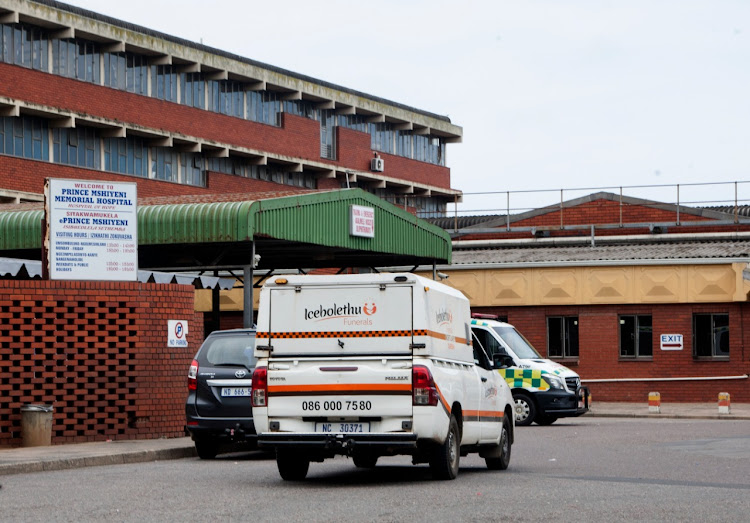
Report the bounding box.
[168,320,188,347]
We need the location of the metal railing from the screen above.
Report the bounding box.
[444,180,750,233]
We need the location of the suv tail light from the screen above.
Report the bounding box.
[251,367,268,407]
[188,359,199,391]
[412,365,438,406]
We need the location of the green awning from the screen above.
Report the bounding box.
[0,189,451,270]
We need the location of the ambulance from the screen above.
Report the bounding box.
[470,315,589,426]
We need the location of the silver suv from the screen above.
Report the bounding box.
[185,329,257,459]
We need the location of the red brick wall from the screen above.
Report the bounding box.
[457,198,750,240]
[0,280,203,447]
[0,62,452,193]
[474,303,750,402]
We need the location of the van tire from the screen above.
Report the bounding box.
[485,416,512,470]
[195,440,219,460]
[430,415,460,480]
[513,393,536,426]
[353,454,379,468]
[276,450,310,481]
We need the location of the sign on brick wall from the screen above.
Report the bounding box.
[45,178,138,281]
[660,334,683,350]
[168,320,189,347]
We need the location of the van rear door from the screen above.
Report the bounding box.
[264,282,414,357]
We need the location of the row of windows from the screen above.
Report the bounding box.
[0,22,447,166]
[0,113,445,216]
[546,313,729,360]
[0,115,314,188]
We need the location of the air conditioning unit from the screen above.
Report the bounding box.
[370,157,384,172]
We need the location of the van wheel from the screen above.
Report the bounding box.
[535,414,558,425]
[353,454,379,468]
[485,416,512,470]
[513,393,536,426]
[195,440,219,460]
[276,450,310,481]
[430,415,460,480]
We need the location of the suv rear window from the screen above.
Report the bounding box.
[201,333,256,368]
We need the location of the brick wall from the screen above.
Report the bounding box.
[474,302,750,402]
[0,280,203,447]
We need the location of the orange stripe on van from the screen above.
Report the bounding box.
[426,330,469,345]
[268,383,412,396]
[257,330,425,339]
[464,410,505,422]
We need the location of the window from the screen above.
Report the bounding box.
[284,100,317,120]
[693,313,729,358]
[319,109,335,159]
[52,38,100,83]
[370,122,394,154]
[180,153,205,186]
[151,65,178,102]
[547,316,579,358]
[619,315,652,358]
[207,80,244,117]
[104,136,148,177]
[472,328,509,361]
[0,115,49,160]
[338,114,367,133]
[180,73,205,109]
[53,127,101,169]
[0,23,48,71]
[104,52,148,95]
[151,146,178,182]
[247,90,280,126]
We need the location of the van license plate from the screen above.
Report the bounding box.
[315,422,370,433]
[221,387,251,397]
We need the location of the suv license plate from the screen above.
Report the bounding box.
[221,387,251,397]
[315,422,370,433]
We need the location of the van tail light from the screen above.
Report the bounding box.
[188,359,199,391]
[412,365,438,406]
[251,367,268,407]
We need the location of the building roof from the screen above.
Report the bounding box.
[450,239,750,268]
[6,0,461,139]
[0,189,452,270]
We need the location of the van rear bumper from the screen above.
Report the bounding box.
[258,432,418,454]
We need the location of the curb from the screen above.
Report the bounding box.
[0,446,196,476]
[587,412,750,421]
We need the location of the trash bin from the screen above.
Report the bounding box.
[21,404,53,447]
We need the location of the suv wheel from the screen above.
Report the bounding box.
[513,393,536,426]
[195,440,219,460]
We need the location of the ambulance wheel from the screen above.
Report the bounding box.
[430,415,460,480]
[513,393,536,426]
[535,414,558,425]
[276,450,309,481]
[485,416,512,470]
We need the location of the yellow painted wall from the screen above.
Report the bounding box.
[416,263,750,306]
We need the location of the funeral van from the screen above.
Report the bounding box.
[251,273,515,481]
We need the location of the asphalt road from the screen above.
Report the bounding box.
[2,417,749,522]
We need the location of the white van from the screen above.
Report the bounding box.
[470,316,589,426]
[251,273,515,480]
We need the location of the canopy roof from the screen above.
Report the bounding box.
[0,189,452,271]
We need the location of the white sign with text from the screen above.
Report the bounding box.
[168,320,189,348]
[660,334,683,350]
[349,205,375,238]
[46,178,138,281]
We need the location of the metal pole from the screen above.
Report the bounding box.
[560,189,564,229]
[243,241,255,328]
[432,261,437,281]
[676,184,680,225]
[619,187,623,227]
[735,181,739,224]
[506,191,510,232]
[454,194,458,232]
